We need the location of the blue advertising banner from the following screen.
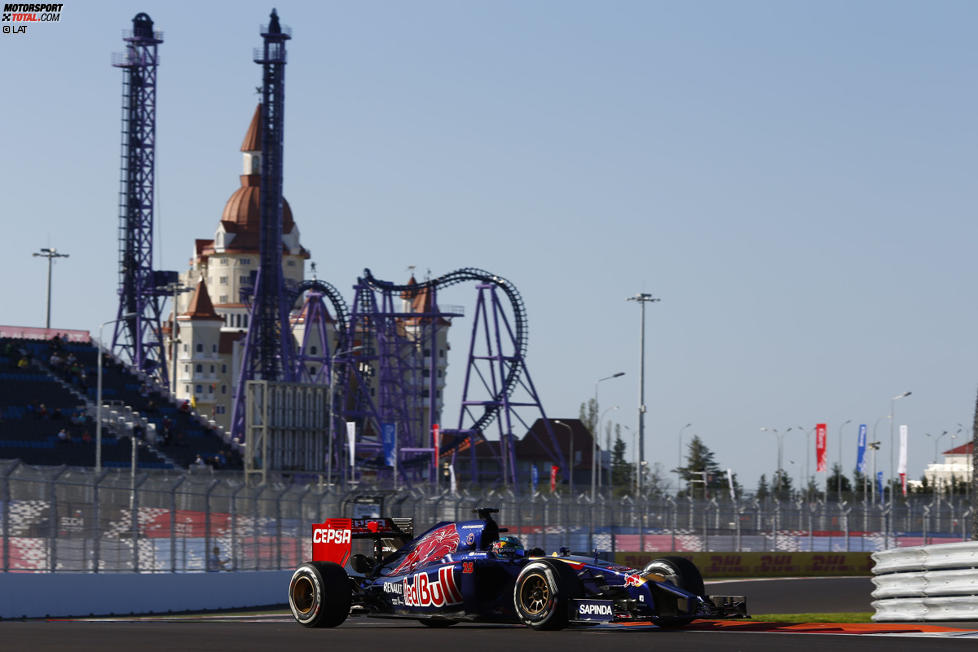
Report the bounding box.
[531,465,539,492]
[876,471,884,502]
[856,424,867,474]
[381,422,396,467]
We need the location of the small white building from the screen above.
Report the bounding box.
[923,441,973,490]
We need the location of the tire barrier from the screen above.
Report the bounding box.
[871,541,978,621]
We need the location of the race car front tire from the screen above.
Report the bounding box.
[513,560,581,630]
[641,556,705,596]
[288,561,352,628]
[642,556,705,628]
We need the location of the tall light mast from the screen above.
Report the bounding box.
[111,13,175,383]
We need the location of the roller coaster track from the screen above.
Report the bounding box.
[361,267,528,438]
[288,279,350,350]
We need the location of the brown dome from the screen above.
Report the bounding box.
[220,174,295,233]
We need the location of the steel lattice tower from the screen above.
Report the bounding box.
[232,9,295,440]
[111,13,172,384]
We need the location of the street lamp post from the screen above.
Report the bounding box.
[795,425,814,499]
[626,293,659,495]
[926,431,949,465]
[595,404,619,496]
[32,247,69,330]
[889,391,912,504]
[868,441,881,504]
[837,419,852,502]
[327,345,365,485]
[555,420,574,496]
[677,423,692,493]
[761,427,792,495]
[593,372,624,500]
[97,314,135,474]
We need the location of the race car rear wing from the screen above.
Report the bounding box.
[311,517,413,566]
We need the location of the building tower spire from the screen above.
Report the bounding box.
[231,10,294,441]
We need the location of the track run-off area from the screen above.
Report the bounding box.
[4,578,978,652]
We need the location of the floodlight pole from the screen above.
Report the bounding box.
[32,247,69,329]
[627,293,660,495]
[593,372,624,499]
[889,391,911,505]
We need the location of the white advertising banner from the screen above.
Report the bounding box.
[347,421,356,468]
[898,424,908,474]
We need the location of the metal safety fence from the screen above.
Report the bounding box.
[0,460,973,572]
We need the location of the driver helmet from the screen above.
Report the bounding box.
[491,535,525,559]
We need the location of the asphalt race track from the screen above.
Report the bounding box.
[706,576,875,613]
[3,577,977,652]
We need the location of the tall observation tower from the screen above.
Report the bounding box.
[232,9,296,439]
[111,13,176,383]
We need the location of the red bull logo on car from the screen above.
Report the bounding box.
[392,524,460,574]
[403,566,463,607]
[624,573,645,587]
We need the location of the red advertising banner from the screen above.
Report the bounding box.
[432,423,440,472]
[550,465,558,493]
[816,423,827,472]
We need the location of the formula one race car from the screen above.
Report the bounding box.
[287,508,747,630]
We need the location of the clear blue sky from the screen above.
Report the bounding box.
[2,1,976,492]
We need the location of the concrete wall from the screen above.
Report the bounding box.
[0,570,292,619]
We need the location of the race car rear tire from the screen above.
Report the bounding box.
[642,556,705,596]
[513,560,581,630]
[288,561,352,628]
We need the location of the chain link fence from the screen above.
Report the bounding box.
[1,460,972,572]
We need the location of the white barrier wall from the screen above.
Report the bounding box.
[872,541,978,621]
[0,570,292,619]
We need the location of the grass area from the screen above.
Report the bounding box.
[750,613,874,624]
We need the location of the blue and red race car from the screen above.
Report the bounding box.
[288,508,747,629]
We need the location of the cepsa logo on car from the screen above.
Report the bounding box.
[311,519,353,565]
[313,528,351,544]
[403,567,463,608]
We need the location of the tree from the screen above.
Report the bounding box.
[772,469,794,500]
[643,462,669,499]
[610,426,633,494]
[852,468,868,501]
[804,476,823,502]
[677,435,727,499]
[827,463,852,500]
[756,474,770,500]
[578,398,598,438]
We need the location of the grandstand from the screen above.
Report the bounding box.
[0,334,241,471]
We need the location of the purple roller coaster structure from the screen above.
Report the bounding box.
[110,13,177,383]
[326,268,566,489]
[223,10,562,489]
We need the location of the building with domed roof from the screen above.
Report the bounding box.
[166,106,451,436]
[168,105,316,429]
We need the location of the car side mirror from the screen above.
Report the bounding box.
[351,553,375,574]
